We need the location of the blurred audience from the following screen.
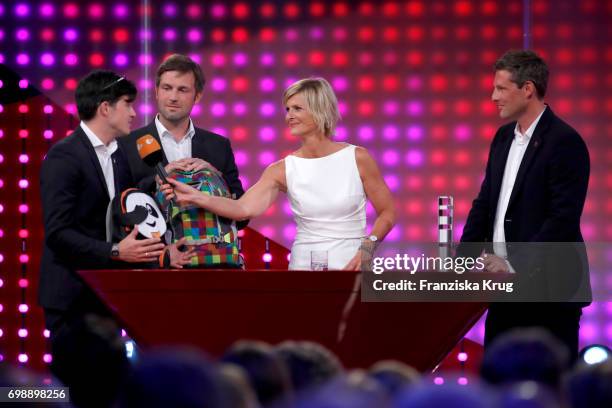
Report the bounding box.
[222,340,293,406]
[480,328,570,389]
[368,360,420,397]
[276,340,343,392]
[564,359,612,408]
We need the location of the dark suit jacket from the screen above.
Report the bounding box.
[460,107,591,303]
[119,121,248,229]
[39,126,133,311]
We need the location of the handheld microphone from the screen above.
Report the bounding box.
[136,134,170,185]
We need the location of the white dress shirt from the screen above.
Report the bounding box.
[80,121,118,199]
[155,115,195,163]
[493,107,547,259]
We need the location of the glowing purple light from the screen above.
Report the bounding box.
[0,105,3,114]
[43,329,50,338]
[19,254,29,263]
[234,151,248,167]
[43,105,53,114]
[285,29,299,41]
[191,105,202,116]
[138,54,152,65]
[0,179,2,187]
[211,4,226,18]
[16,53,30,65]
[0,5,4,16]
[358,126,374,141]
[139,79,152,89]
[114,4,128,18]
[0,328,3,337]
[18,304,28,313]
[259,151,276,166]
[458,377,468,386]
[233,102,247,116]
[259,127,276,142]
[189,54,201,64]
[407,125,424,141]
[0,154,3,163]
[433,377,444,385]
[382,150,399,166]
[332,77,349,92]
[384,101,400,116]
[64,53,78,66]
[0,278,3,287]
[455,125,472,141]
[407,75,423,90]
[0,30,3,41]
[283,225,296,240]
[310,27,324,40]
[458,352,468,362]
[262,253,272,263]
[187,29,202,43]
[18,180,28,189]
[579,323,597,342]
[211,103,226,117]
[138,104,152,115]
[334,126,347,141]
[211,78,227,92]
[260,53,275,66]
[383,126,399,141]
[15,3,30,17]
[233,53,248,66]
[18,278,28,288]
[0,252,3,261]
[163,4,177,17]
[40,3,54,17]
[43,130,54,140]
[64,28,77,41]
[16,28,29,41]
[407,101,424,116]
[18,353,28,363]
[260,103,275,117]
[0,80,2,88]
[0,54,4,64]
[19,204,29,214]
[258,78,275,93]
[139,30,152,41]
[384,175,399,191]
[43,354,52,363]
[338,102,349,116]
[163,29,177,41]
[40,53,55,66]
[114,54,128,66]
[405,150,424,167]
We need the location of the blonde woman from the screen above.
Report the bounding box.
[162,78,395,270]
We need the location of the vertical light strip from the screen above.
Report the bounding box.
[142,0,151,123]
[523,0,531,49]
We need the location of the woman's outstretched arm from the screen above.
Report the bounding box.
[161,161,286,221]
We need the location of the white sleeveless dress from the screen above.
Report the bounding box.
[285,144,367,270]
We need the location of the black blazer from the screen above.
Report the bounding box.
[460,107,591,303]
[461,107,589,244]
[39,126,132,311]
[119,121,248,229]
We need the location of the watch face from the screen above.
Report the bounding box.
[369,235,378,242]
[124,192,167,238]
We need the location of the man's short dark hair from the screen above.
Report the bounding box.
[494,50,549,99]
[156,54,205,93]
[75,70,137,121]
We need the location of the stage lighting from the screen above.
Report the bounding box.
[580,344,611,365]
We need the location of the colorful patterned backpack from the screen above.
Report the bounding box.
[158,169,241,268]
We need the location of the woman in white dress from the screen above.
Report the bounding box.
[162,78,395,270]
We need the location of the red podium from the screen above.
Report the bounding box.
[78,268,485,372]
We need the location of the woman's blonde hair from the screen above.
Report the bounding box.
[282,78,341,138]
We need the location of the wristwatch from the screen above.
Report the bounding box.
[111,243,120,258]
[361,235,379,254]
[367,235,378,244]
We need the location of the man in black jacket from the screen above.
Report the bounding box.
[461,50,590,360]
[39,71,178,407]
[120,54,247,229]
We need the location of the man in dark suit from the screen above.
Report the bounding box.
[461,50,590,361]
[39,71,187,407]
[120,54,247,229]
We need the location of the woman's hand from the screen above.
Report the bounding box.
[343,250,362,270]
[160,178,202,206]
